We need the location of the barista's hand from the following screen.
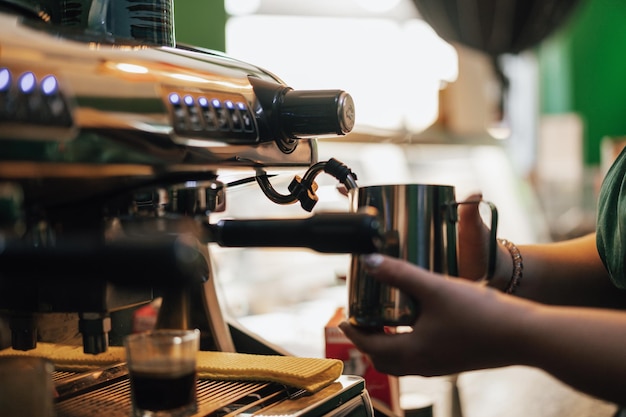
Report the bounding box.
[339,254,530,376]
[458,193,493,280]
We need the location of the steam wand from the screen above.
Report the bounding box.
[255,158,358,212]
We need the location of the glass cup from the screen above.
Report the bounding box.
[0,356,55,417]
[124,329,200,417]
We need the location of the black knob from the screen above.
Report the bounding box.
[249,77,355,151]
[280,89,355,137]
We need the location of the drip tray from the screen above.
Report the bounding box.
[54,364,371,417]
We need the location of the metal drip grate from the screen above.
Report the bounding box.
[55,374,290,417]
[53,366,369,417]
[56,378,132,417]
[54,370,292,417]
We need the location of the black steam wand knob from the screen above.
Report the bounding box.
[249,76,355,152]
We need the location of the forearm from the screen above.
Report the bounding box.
[339,254,626,404]
[514,302,626,404]
[491,233,626,308]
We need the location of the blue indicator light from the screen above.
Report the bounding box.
[183,95,194,106]
[198,97,208,107]
[41,75,59,96]
[237,102,246,110]
[169,93,181,105]
[19,72,36,94]
[225,100,234,109]
[211,99,221,108]
[0,68,11,92]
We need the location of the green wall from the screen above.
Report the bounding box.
[539,0,626,165]
[174,0,226,51]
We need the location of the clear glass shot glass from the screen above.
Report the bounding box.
[124,329,200,417]
[0,356,55,417]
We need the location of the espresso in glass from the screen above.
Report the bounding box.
[129,359,196,411]
[124,329,200,417]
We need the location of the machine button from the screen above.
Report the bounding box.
[238,102,254,133]
[0,68,14,120]
[0,68,10,92]
[212,99,231,131]
[225,100,242,132]
[184,95,202,131]
[15,72,40,122]
[169,93,187,131]
[18,72,36,94]
[198,97,217,130]
[39,75,71,126]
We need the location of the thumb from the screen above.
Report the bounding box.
[457,193,492,279]
[458,193,483,229]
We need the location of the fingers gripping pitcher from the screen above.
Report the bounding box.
[347,184,498,329]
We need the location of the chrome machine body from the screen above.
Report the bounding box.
[0,2,376,415]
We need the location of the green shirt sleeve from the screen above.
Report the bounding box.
[596,146,626,289]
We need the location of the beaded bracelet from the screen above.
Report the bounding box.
[498,238,523,294]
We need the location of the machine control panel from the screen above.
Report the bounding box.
[163,86,258,144]
[0,66,74,138]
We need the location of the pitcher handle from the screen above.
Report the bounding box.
[454,200,499,281]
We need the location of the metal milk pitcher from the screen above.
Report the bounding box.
[347,184,498,329]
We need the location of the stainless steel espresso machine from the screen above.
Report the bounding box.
[0,1,380,415]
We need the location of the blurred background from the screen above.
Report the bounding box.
[171,0,626,415]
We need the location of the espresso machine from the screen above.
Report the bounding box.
[0,1,381,415]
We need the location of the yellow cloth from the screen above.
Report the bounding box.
[0,343,125,372]
[194,350,343,393]
[0,343,343,393]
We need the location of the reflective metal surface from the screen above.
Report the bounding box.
[347,184,498,329]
